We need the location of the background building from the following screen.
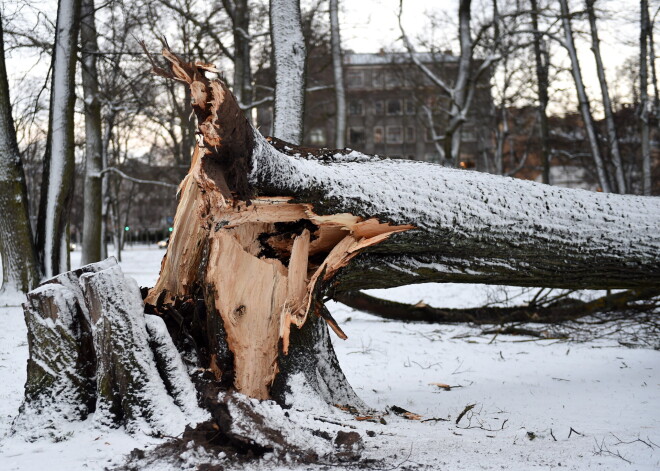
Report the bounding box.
[257,51,494,167]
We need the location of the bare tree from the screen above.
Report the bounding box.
[0,18,39,294]
[530,0,550,184]
[586,0,626,193]
[329,0,346,148]
[270,0,307,144]
[641,0,652,196]
[399,0,498,166]
[35,0,83,277]
[558,0,610,192]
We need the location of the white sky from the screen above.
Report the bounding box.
[2,0,648,118]
[338,0,643,115]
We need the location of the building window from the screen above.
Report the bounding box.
[373,100,384,115]
[387,99,402,115]
[386,126,403,144]
[309,128,326,146]
[385,71,399,88]
[373,126,384,143]
[405,126,415,143]
[373,72,384,88]
[349,100,364,115]
[347,71,364,88]
[405,99,416,115]
[348,127,365,146]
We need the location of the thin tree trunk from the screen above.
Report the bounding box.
[0,19,40,293]
[80,0,103,265]
[641,0,652,196]
[559,0,611,193]
[329,0,346,148]
[531,0,550,184]
[586,0,626,194]
[36,0,83,277]
[270,0,307,144]
[447,0,473,166]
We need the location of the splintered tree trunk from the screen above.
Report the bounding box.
[144,49,660,405]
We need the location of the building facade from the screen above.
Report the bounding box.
[257,51,494,166]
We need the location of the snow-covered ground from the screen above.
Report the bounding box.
[1,246,658,470]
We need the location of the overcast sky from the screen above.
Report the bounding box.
[2,0,649,117]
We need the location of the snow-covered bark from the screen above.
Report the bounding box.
[586,0,626,194]
[0,20,40,294]
[329,0,346,148]
[80,0,104,265]
[559,0,610,193]
[269,0,307,144]
[253,136,660,291]
[36,0,83,278]
[640,0,652,196]
[15,258,208,440]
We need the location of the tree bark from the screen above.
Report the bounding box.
[36,0,83,277]
[530,0,550,185]
[329,0,346,148]
[641,0,652,196]
[0,18,40,294]
[270,0,307,144]
[144,49,660,406]
[14,258,207,440]
[559,0,611,193]
[80,0,104,265]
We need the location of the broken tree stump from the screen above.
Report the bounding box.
[14,258,207,440]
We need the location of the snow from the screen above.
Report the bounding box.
[0,246,659,469]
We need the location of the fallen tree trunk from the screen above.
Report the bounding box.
[334,288,660,325]
[141,48,660,406]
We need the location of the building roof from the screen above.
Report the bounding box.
[343,51,457,66]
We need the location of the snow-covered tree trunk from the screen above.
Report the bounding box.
[36,0,83,277]
[144,50,660,406]
[329,0,346,148]
[80,0,104,265]
[641,0,652,196]
[269,0,307,144]
[586,0,626,194]
[0,19,40,294]
[559,0,611,193]
[14,258,207,441]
